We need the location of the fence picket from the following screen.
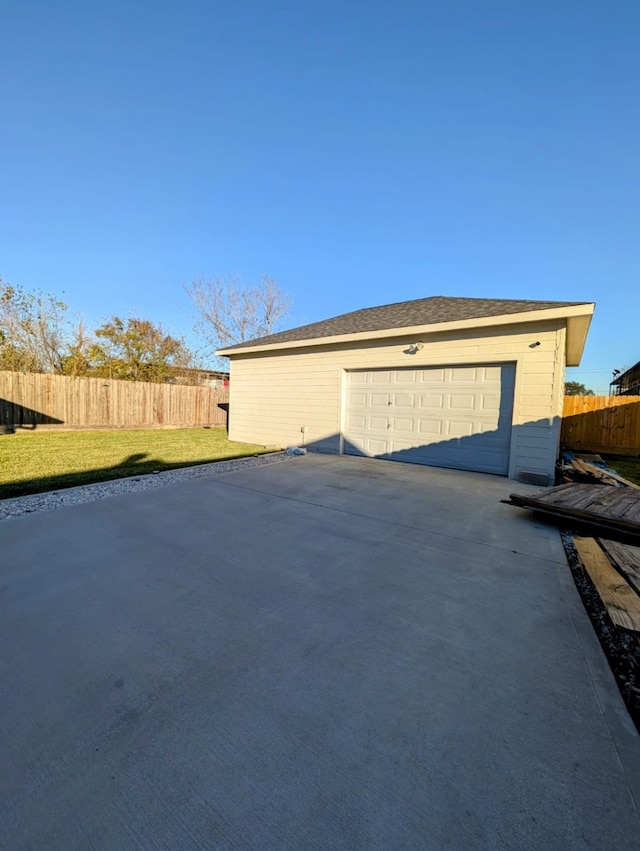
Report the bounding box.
[561,395,640,455]
[0,371,229,429]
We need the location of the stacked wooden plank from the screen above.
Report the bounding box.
[566,456,640,489]
[600,539,640,595]
[573,537,640,632]
[505,483,640,542]
[506,455,640,630]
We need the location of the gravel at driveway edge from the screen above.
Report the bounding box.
[0,452,293,523]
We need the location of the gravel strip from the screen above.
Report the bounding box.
[0,452,293,523]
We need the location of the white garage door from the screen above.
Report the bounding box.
[344,364,515,475]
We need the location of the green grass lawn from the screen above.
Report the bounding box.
[0,428,270,499]
[602,455,640,487]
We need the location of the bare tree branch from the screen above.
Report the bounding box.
[185,275,292,357]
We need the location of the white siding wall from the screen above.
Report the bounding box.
[227,319,567,483]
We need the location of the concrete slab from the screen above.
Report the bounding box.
[1,454,639,849]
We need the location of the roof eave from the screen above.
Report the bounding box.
[565,309,595,367]
[217,304,595,359]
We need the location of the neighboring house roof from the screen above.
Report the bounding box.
[163,366,229,386]
[611,360,640,395]
[218,295,595,366]
[167,367,229,380]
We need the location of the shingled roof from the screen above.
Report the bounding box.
[219,295,590,352]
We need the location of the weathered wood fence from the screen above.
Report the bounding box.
[0,371,229,429]
[561,395,640,455]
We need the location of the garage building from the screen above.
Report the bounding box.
[218,296,595,484]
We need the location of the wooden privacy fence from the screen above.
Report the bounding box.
[561,395,640,455]
[0,371,230,429]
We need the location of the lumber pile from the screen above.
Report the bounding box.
[505,451,640,627]
[504,451,640,541]
[504,483,640,542]
[558,452,639,489]
[573,536,640,632]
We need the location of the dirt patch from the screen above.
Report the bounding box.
[561,528,640,731]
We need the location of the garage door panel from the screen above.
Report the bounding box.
[419,369,446,384]
[372,371,393,384]
[480,395,500,411]
[418,394,445,409]
[369,393,389,407]
[345,436,366,453]
[367,438,388,454]
[388,440,417,454]
[395,370,419,384]
[446,421,475,437]
[347,413,367,428]
[417,419,443,435]
[348,391,368,406]
[394,393,414,407]
[484,366,503,380]
[478,423,504,437]
[345,364,514,475]
[391,417,415,433]
[369,416,389,430]
[449,394,476,410]
[451,367,478,381]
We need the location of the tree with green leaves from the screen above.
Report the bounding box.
[565,381,595,396]
[0,279,69,373]
[58,319,94,378]
[88,316,194,383]
[1,278,199,383]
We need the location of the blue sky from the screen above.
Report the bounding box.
[1,0,638,391]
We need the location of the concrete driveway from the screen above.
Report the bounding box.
[1,454,639,849]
